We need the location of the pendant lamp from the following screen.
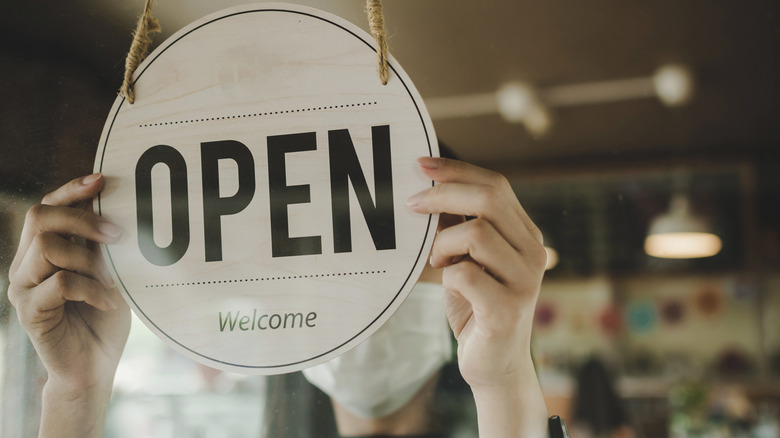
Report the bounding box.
[644,193,722,259]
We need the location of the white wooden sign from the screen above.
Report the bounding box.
[94,3,438,374]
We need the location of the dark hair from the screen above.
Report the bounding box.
[572,357,629,435]
[260,364,475,438]
[262,372,339,438]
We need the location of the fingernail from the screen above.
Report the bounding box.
[417,157,440,169]
[98,220,122,239]
[82,173,102,185]
[103,270,116,289]
[406,192,423,208]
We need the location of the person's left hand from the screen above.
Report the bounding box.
[406,157,547,391]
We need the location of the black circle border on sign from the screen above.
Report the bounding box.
[97,6,435,370]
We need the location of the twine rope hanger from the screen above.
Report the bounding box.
[119,0,390,104]
[119,0,161,104]
[365,0,390,85]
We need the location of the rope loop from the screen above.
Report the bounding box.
[365,0,389,85]
[120,0,161,104]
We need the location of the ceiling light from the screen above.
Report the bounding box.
[426,64,695,124]
[653,64,694,107]
[496,82,553,136]
[523,105,553,139]
[644,193,722,259]
[496,82,535,123]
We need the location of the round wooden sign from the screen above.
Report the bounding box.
[94,3,438,374]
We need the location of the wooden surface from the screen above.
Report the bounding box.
[94,3,438,374]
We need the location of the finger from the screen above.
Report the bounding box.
[15,271,117,323]
[93,245,128,312]
[26,204,121,243]
[10,174,116,281]
[417,157,503,187]
[433,213,468,266]
[442,260,521,334]
[11,204,121,281]
[10,174,109,277]
[431,218,546,283]
[409,182,540,254]
[412,158,543,245]
[15,232,115,289]
[42,173,104,207]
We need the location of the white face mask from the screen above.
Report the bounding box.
[302,282,453,419]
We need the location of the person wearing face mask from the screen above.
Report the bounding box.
[261,267,455,438]
[7,153,552,437]
[300,268,454,437]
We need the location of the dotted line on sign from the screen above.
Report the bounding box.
[144,270,387,288]
[138,101,378,128]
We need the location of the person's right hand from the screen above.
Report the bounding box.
[7,173,130,396]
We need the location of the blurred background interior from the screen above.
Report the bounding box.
[1,1,780,437]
